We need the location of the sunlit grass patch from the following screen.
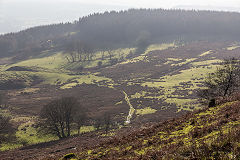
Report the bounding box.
[145,43,176,53]
[199,120,240,145]
[16,121,57,145]
[60,74,114,89]
[0,64,9,71]
[165,98,196,106]
[0,70,74,89]
[0,143,22,151]
[11,116,33,123]
[0,117,57,151]
[226,45,240,51]
[17,88,40,94]
[165,98,200,112]
[171,58,197,66]
[163,58,182,65]
[74,74,113,85]
[171,124,194,136]
[7,47,135,72]
[199,50,213,57]
[12,52,67,70]
[0,109,11,117]
[134,146,153,156]
[167,58,182,61]
[80,126,95,133]
[60,82,79,89]
[115,101,123,105]
[1,117,95,151]
[120,54,147,64]
[140,65,218,112]
[136,107,157,115]
[121,43,176,64]
[37,72,74,85]
[141,66,217,89]
[101,132,116,137]
[1,66,115,89]
[131,91,147,99]
[192,59,221,67]
[71,126,95,135]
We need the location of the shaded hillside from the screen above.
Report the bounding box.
[66,97,240,159]
[1,94,239,159]
[1,9,240,59]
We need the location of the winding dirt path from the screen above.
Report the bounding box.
[123,91,135,124]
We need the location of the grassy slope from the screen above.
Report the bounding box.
[1,42,240,152]
[124,42,238,114]
[0,46,139,151]
[0,115,95,151]
[74,99,240,159]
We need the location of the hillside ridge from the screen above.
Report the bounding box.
[1,96,239,159]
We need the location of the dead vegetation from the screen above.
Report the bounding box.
[1,41,240,159]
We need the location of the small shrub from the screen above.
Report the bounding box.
[97,61,102,67]
[61,153,77,160]
[110,58,118,65]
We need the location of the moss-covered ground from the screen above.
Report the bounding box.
[75,99,240,159]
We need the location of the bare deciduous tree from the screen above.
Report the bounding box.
[0,93,2,106]
[65,40,95,63]
[93,112,112,133]
[0,115,15,144]
[93,116,102,131]
[65,41,77,63]
[103,112,111,134]
[198,58,240,102]
[101,51,105,60]
[38,97,79,139]
[74,112,87,135]
[97,61,103,68]
[107,50,114,60]
[0,92,7,108]
[110,58,118,65]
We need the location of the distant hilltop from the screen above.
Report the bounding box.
[173,5,240,12]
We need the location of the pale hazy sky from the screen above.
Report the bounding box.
[2,0,240,8]
[71,0,240,8]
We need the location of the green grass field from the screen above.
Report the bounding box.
[136,107,157,115]
[0,116,95,151]
[139,65,218,111]
[0,42,231,151]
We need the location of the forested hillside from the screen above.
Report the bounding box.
[1,9,240,59]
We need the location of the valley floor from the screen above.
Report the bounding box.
[0,41,240,157]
